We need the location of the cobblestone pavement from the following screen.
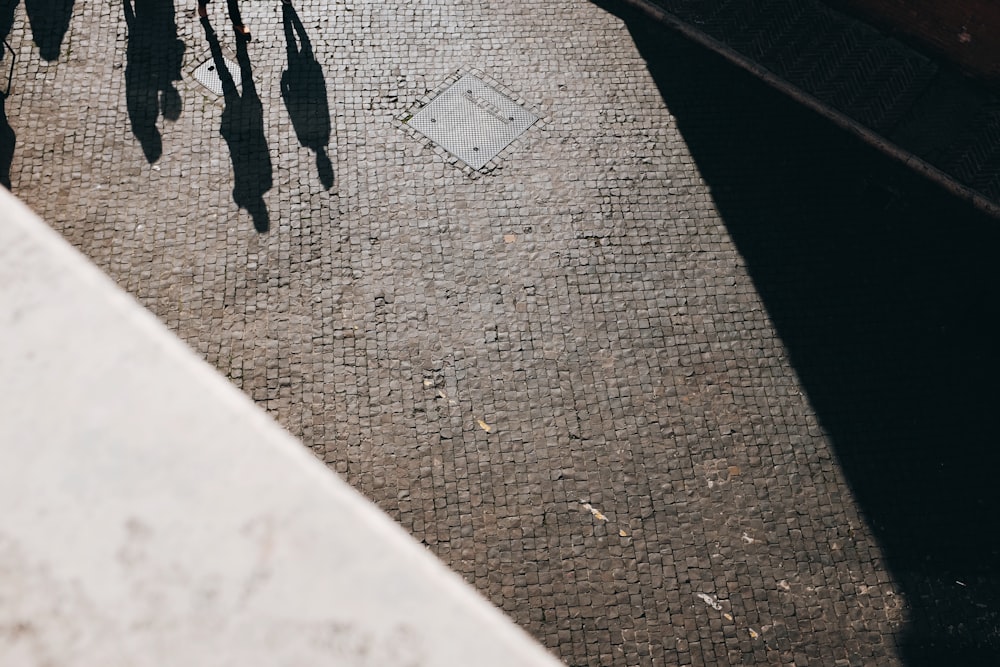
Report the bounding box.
[4,1,999,665]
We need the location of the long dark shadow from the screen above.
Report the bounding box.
[202,16,272,232]
[24,0,74,61]
[2,4,15,189]
[281,3,333,189]
[596,3,1000,664]
[223,0,249,40]
[1,0,18,43]
[0,90,14,190]
[123,0,184,163]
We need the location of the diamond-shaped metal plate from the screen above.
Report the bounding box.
[409,74,537,169]
[193,56,241,97]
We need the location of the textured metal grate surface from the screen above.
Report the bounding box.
[409,74,537,170]
[193,57,241,97]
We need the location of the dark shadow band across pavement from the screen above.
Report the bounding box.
[595,2,1000,663]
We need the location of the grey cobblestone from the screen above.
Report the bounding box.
[4,0,998,665]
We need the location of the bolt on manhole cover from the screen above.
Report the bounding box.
[408,73,538,170]
[193,56,241,96]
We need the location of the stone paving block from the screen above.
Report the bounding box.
[4,0,999,665]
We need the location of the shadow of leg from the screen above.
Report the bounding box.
[156,0,184,122]
[211,28,272,232]
[1,0,19,42]
[0,92,14,189]
[245,199,269,233]
[24,0,74,61]
[316,147,333,190]
[124,47,162,161]
[226,0,249,41]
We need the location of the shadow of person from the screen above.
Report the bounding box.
[123,0,184,163]
[280,3,332,189]
[2,0,19,43]
[0,90,14,190]
[24,0,74,61]
[202,17,272,232]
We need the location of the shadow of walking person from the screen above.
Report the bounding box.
[24,0,74,61]
[1,16,14,189]
[0,90,14,190]
[202,17,272,232]
[2,0,18,43]
[280,3,332,189]
[124,0,185,163]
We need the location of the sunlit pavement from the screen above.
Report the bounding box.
[4,1,998,664]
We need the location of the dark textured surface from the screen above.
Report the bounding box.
[609,9,1000,662]
[4,0,999,665]
[640,0,1000,207]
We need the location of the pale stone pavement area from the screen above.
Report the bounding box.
[3,0,998,665]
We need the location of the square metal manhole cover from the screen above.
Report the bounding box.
[408,73,538,170]
[193,56,241,97]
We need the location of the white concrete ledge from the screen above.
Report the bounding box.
[0,188,563,666]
